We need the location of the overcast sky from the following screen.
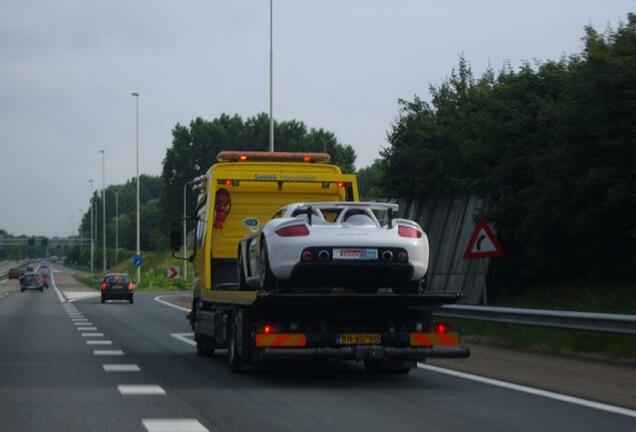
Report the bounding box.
[0,1,633,237]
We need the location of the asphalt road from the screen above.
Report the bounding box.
[0,267,634,432]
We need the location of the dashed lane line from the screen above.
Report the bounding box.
[417,363,636,419]
[86,340,112,345]
[93,350,124,356]
[77,327,97,331]
[103,364,140,372]
[142,419,209,432]
[118,385,166,396]
[170,333,196,346]
[81,332,104,337]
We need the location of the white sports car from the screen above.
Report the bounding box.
[237,202,429,294]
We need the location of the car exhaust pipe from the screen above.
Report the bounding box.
[382,250,394,262]
[318,250,330,262]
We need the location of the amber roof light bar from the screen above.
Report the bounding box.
[217,151,331,163]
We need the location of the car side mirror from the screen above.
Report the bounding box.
[170,228,182,252]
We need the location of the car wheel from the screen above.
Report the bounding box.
[39,287,44,292]
[20,288,24,292]
[227,314,244,373]
[259,240,277,292]
[237,247,247,290]
[129,297,134,304]
[101,296,105,304]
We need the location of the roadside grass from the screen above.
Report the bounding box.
[74,250,194,292]
[495,279,636,314]
[445,317,636,360]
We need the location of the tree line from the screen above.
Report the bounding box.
[376,15,636,290]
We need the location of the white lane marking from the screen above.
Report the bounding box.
[67,292,100,302]
[103,364,140,372]
[118,385,166,395]
[81,333,104,337]
[50,271,66,303]
[417,363,636,419]
[94,350,124,356]
[71,318,88,321]
[77,327,98,331]
[74,322,93,326]
[154,295,190,312]
[142,419,209,432]
[87,340,112,345]
[170,332,196,346]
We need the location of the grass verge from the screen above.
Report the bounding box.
[445,317,636,361]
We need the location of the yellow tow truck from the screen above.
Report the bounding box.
[170,151,469,373]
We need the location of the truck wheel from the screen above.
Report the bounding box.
[227,314,244,373]
[196,332,215,357]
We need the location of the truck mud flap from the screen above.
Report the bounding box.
[259,345,470,361]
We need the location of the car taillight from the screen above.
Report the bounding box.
[276,224,309,237]
[100,282,107,290]
[127,281,134,291]
[398,225,422,238]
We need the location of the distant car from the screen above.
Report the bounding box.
[100,273,134,304]
[50,256,58,263]
[8,267,20,279]
[20,272,44,292]
[237,201,429,294]
[38,267,50,288]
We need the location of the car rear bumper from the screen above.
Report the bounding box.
[102,290,133,299]
[289,261,414,287]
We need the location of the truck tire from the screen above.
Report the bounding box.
[195,332,215,357]
[227,314,244,373]
[237,247,247,290]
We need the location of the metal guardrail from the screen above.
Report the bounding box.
[436,304,636,335]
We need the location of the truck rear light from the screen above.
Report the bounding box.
[100,282,107,290]
[301,250,313,261]
[303,156,312,162]
[338,181,345,188]
[435,323,449,333]
[398,225,422,238]
[276,224,309,237]
[239,154,248,161]
[263,324,275,335]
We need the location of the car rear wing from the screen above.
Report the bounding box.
[294,201,399,227]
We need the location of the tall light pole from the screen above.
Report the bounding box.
[79,210,83,255]
[89,179,94,274]
[132,92,141,285]
[183,180,196,280]
[100,149,106,274]
[115,191,119,264]
[269,0,274,152]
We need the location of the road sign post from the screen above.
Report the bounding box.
[133,254,143,270]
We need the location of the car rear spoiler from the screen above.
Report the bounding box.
[294,202,399,227]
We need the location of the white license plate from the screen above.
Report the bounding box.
[332,248,378,261]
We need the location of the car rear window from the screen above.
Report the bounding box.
[106,275,130,284]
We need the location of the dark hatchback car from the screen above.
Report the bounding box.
[101,273,134,304]
[20,272,44,292]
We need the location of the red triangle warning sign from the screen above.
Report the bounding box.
[463,219,505,259]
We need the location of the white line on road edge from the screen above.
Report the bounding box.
[118,385,166,395]
[142,419,209,432]
[170,333,196,346]
[49,270,66,303]
[154,295,190,312]
[77,327,97,331]
[87,340,112,345]
[93,350,123,356]
[417,363,636,419]
[103,364,140,372]
[81,333,104,337]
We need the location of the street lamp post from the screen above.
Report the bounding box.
[269,0,274,152]
[115,191,119,265]
[131,92,141,286]
[100,150,106,274]
[89,179,94,275]
[183,180,196,280]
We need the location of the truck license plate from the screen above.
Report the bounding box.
[337,333,381,345]
[333,248,378,261]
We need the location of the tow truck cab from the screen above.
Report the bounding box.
[176,151,469,373]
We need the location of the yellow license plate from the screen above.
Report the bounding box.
[338,333,381,345]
